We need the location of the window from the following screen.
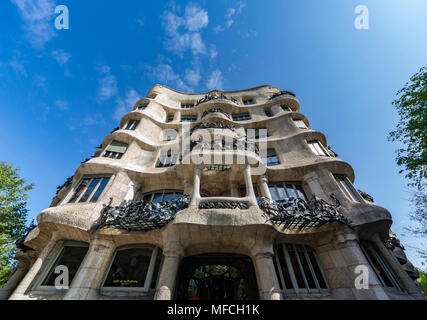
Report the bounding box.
[273,244,328,294]
[137,104,147,111]
[263,149,280,166]
[248,128,268,139]
[103,141,128,159]
[265,109,273,117]
[232,113,251,121]
[37,242,88,289]
[124,119,140,130]
[156,150,179,167]
[141,190,183,203]
[243,98,255,105]
[181,103,194,109]
[181,115,197,122]
[167,114,174,123]
[308,141,330,157]
[294,119,308,129]
[361,242,402,291]
[334,175,364,203]
[281,105,292,112]
[67,176,111,203]
[268,182,307,201]
[103,246,163,292]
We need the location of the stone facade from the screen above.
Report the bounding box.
[2,85,424,300]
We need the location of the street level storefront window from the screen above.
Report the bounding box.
[273,243,329,294]
[35,241,88,290]
[103,246,163,292]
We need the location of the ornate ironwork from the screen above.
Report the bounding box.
[268,90,296,101]
[386,232,405,250]
[327,145,338,157]
[91,195,190,232]
[55,176,73,195]
[201,108,232,120]
[190,121,236,134]
[196,93,238,106]
[199,201,248,210]
[188,136,259,155]
[358,189,374,203]
[258,194,352,230]
[15,220,37,252]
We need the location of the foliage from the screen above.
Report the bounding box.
[388,66,427,188]
[0,161,34,288]
[417,269,427,299]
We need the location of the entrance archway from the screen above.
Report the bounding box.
[176,253,259,300]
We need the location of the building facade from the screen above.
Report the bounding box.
[1,85,424,300]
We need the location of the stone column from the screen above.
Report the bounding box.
[251,245,282,300]
[0,259,31,300]
[9,232,60,300]
[271,104,284,116]
[243,165,258,207]
[190,167,202,206]
[173,110,181,123]
[316,229,389,300]
[63,237,116,300]
[154,242,184,300]
[259,175,272,199]
[371,233,421,295]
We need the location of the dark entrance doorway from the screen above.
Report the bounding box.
[176,253,259,300]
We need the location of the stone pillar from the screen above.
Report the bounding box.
[154,242,184,300]
[371,234,421,295]
[251,245,282,300]
[259,175,272,199]
[243,165,258,207]
[229,181,240,197]
[190,167,202,206]
[271,104,284,116]
[303,170,328,199]
[63,237,116,300]
[316,229,389,300]
[0,259,31,300]
[173,110,181,123]
[9,233,60,300]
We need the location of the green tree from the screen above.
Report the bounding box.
[388,67,427,265]
[417,269,427,299]
[0,161,34,288]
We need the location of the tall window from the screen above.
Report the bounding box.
[268,182,307,201]
[334,175,364,203]
[181,103,194,109]
[273,243,328,294]
[264,109,273,117]
[263,149,280,166]
[294,119,308,129]
[248,128,268,139]
[361,242,402,291]
[167,114,174,123]
[181,115,197,122]
[156,150,179,167]
[137,104,147,110]
[103,141,129,159]
[243,98,255,105]
[37,242,88,289]
[308,141,330,157]
[124,119,140,130]
[281,105,292,112]
[66,176,111,203]
[103,246,163,292]
[232,113,251,121]
[141,190,183,203]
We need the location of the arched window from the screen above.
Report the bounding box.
[273,243,328,294]
[360,241,402,291]
[102,245,163,292]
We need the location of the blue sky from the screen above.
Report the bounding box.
[0,0,426,268]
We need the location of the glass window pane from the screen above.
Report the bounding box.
[298,252,316,288]
[363,244,395,288]
[69,178,90,203]
[104,248,153,288]
[269,186,279,201]
[308,251,327,289]
[287,246,306,289]
[152,193,163,203]
[285,184,297,199]
[41,245,88,286]
[90,178,110,202]
[150,249,163,289]
[162,193,173,202]
[276,185,287,200]
[277,246,293,290]
[79,178,100,203]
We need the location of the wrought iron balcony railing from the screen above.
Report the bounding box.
[268,90,296,101]
[190,121,236,134]
[201,108,232,120]
[258,194,352,230]
[91,195,190,232]
[195,93,238,106]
